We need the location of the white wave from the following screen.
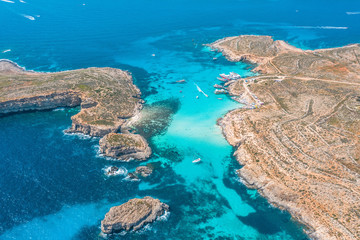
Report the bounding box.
[296,25,348,30]
[2,49,11,53]
[157,210,170,221]
[123,175,140,182]
[1,0,15,3]
[22,14,35,20]
[346,11,360,15]
[135,224,152,233]
[63,130,92,139]
[103,166,128,177]
[97,150,134,162]
[52,107,65,111]
[19,0,26,3]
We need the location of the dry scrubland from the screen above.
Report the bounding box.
[211,35,360,240]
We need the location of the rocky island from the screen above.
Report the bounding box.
[0,59,150,160]
[210,35,360,239]
[101,196,169,234]
[99,133,151,161]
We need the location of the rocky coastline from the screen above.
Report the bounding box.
[211,35,360,240]
[0,59,150,158]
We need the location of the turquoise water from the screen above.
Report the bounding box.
[1,0,360,239]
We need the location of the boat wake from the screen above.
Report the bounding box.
[295,25,348,30]
[22,14,35,21]
[194,83,208,97]
[346,11,360,15]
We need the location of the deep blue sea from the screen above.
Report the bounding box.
[0,0,359,239]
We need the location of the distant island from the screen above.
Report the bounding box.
[210,35,360,240]
[0,60,150,161]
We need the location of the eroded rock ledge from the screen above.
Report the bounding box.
[101,196,169,234]
[0,60,150,160]
[210,36,360,240]
[99,133,151,161]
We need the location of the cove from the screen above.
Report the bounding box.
[2,0,359,239]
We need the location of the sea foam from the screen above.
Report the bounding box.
[102,166,128,177]
[157,210,170,221]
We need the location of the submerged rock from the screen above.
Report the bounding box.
[101,196,169,234]
[99,133,151,161]
[106,166,119,176]
[127,172,139,180]
[135,165,153,178]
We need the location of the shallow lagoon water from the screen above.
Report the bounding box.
[1,0,360,239]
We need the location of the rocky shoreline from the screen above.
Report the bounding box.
[0,59,151,159]
[211,35,360,240]
[99,133,151,161]
[101,197,169,234]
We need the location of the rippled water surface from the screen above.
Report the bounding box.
[1,0,360,239]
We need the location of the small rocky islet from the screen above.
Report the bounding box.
[99,132,151,161]
[101,197,169,234]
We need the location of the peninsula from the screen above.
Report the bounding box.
[210,35,360,240]
[0,60,150,161]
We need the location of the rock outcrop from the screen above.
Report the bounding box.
[135,165,153,177]
[101,196,169,234]
[211,35,360,240]
[99,133,151,161]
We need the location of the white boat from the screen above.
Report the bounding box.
[219,72,241,81]
[176,79,186,83]
[192,158,201,163]
[214,89,227,95]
